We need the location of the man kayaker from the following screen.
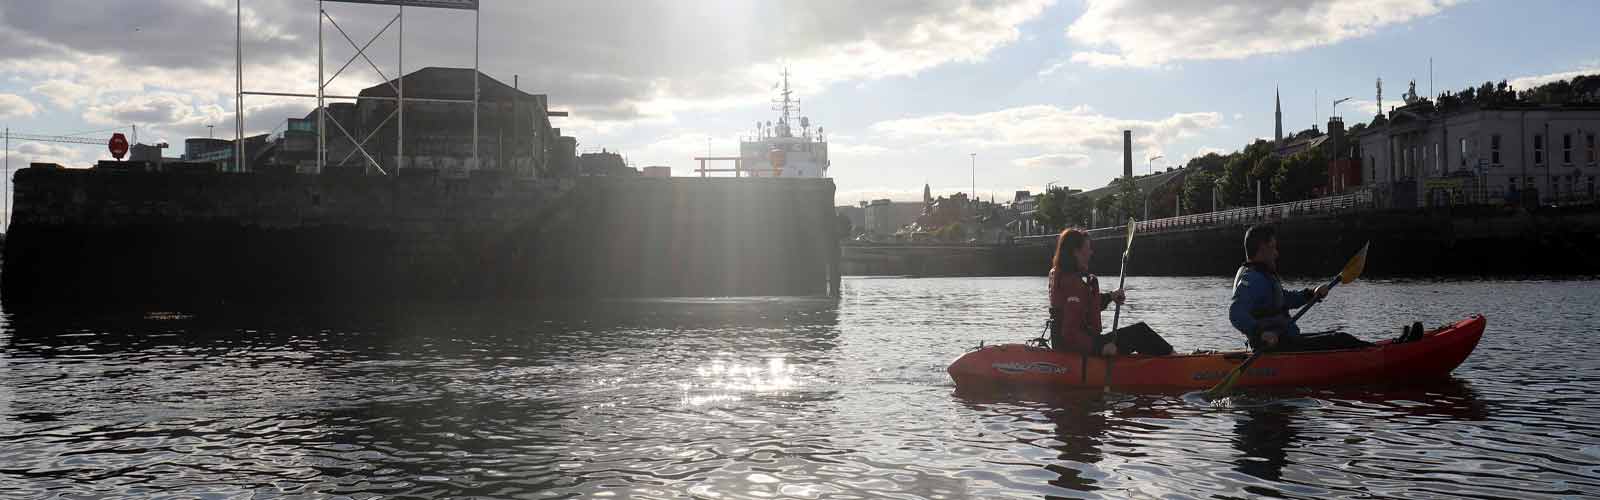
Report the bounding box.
[1049,228,1174,356]
[1230,224,1371,352]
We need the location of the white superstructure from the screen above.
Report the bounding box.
[739,70,830,178]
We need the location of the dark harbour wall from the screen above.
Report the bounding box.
[842,207,1600,278]
[2,169,839,305]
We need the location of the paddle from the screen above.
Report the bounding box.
[1110,218,1137,332]
[1203,242,1370,398]
[1104,219,1137,391]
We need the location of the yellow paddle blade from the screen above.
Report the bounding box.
[1122,218,1136,253]
[1338,241,1370,284]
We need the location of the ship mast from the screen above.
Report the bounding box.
[772,69,798,138]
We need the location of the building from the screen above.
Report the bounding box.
[577,149,637,176]
[1357,104,1600,207]
[863,199,926,239]
[641,166,671,178]
[244,67,567,177]
[185,134,271,172]
[836,204,865,236]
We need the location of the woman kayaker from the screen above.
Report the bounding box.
[1049,228,1174,356]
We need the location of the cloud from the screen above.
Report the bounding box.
[1507,66,1600,92]
[29,79,92,108]
[1013,152,1091,168]
[868,104,1223,152]
[1037,60,1069,77]
[7,141,84,167]
[0,0,1052,131]
[1065,0,1459,68]
[828,142,892,157]
[1345,99,1380,117]
[0,94,38,118]
[16,142,76,157]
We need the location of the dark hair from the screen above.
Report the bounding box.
[1244,224,1277,259]
[1052,227,1091,273]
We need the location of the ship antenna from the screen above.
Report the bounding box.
[771,68,800,138]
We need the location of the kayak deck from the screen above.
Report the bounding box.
[948,315,1486,390]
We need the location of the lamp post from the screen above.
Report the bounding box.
[1332,97,1351,119]
[206,124,214,139]
[1213,179,1222,213]
[1143,155,1163,219]
[969,152,976,204]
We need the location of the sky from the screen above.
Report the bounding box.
[0,0,1596,207]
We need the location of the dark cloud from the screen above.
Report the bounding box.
[0,1,1047,122]
[0,0,306,70]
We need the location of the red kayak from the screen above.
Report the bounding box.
[948,315,1486,391]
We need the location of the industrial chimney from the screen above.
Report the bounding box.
[1122,130,1133,179]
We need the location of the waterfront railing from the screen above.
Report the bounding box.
[1016,189,1375,243]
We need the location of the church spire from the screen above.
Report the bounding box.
[1274,86,1283,144]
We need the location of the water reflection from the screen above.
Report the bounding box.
[1231,403,1302,482]
[4,276,1599,498]
[0,297,847,498]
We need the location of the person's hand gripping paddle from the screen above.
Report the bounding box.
[1203,242,1369,398]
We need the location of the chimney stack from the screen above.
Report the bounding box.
[1122,130,1133,179]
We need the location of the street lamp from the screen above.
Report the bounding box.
[969,152,977,203]
[1147,154,1164,175]
[206,124,214,139]
[1331,97,1351,119]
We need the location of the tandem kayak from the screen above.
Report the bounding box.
[948,315,1486,391]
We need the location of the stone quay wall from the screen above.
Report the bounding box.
[842,207,1600,278]
[2,168,840,305]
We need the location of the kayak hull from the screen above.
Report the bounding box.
[948,315,1486,391]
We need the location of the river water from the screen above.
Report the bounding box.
[1,276,1598,498]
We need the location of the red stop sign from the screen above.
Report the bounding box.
[108,133,129,160]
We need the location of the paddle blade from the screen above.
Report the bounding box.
[1203,353,1260,398]
[1338,241,1370,284]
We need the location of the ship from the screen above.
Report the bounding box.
[727,70,830,178]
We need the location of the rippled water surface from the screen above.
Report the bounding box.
[2,277,1599,498]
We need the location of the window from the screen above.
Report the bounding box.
[1369,155,1375,184]
[1440,142,1452,175]
[1588,133,1596,164]
[1389,138,1398,181]
[1460,138,1468,167]
[1406,147,1414,178]
[1564,133,1573,164]
[1491,134,1502,165]
[1534,134,1545,165]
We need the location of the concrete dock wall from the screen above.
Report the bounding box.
[2,168,839,304]
[842,207,1600,277]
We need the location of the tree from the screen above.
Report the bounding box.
[1115,176,1143,221]
[1062,192,1093,228]
[1032,186,1068,231]
[1185,152,1228,174]
[1182,169,1218,214]
[1250,155,1284,205]
[1273,149,1328,202]
[1094,191,1119,227]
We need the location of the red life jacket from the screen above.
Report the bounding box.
[1049,269,1103,354]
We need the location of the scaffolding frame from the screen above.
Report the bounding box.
[236,0,480,175]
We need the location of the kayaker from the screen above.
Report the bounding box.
[1049,227,1174,356]
[1230,224,1371,351]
